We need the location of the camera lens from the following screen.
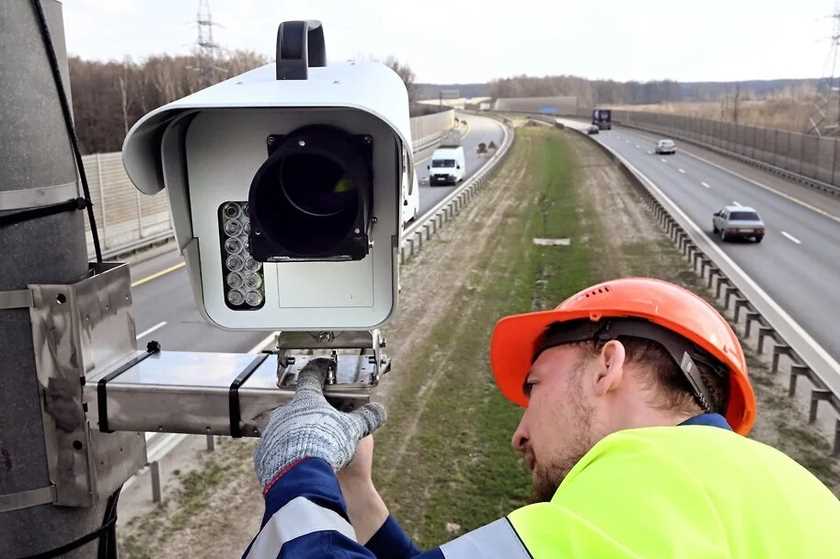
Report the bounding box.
[248,125,371,260]
[280,154,356,218]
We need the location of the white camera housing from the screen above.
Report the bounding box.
[123,24,413,331]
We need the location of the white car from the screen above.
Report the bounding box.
[655,139,676,155]
[712,206,765,243]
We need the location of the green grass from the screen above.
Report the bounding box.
[373,128,603,547]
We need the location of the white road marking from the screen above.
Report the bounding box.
[781,231,802,245]
[732,200,743,207]
[635,144,641,148]
[137,321,166,340]
[701,181,711,189]
[678,147,840,226]
[660,158,668,163]
[602,147,840,383]
[249,332,278,354]
[678,168,686,174]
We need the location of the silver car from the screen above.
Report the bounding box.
[655,139,676,154]
[712,206,765,243]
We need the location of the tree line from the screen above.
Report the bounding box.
[489,75,686,107]
[488,75,821,108]
[69,52,418,154]
[69,51,268,154]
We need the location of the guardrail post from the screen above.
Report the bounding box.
[423,223,432,240]
[809,389,832,424]
[715,277,731,299]
[206,433,215,452]
[771,345,793,374]
[707,266,720,288]
[757,326,776,354]
[733,299,751,323]
[744,312,762,338]
[698,257,711,280]
[788,364,810,397]
[723,286,740,310]
[150,460,161,504]
[690,249,703,272]
[415,231,423,251]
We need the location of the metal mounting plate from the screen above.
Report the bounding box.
[28,262,146,506]
[86,350,377,437]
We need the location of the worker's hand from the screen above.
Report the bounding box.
[338,436,375,485]
[337,436,389,544]
[254,358,387,491]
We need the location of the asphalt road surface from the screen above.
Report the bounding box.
[130,113,505,353]
[589,126,840,366]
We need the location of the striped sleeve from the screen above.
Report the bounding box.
[241,457,448,558]
[242,457,370,559]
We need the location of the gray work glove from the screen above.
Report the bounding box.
[254,358,387,490]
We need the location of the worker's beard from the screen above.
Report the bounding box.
[529,382,597,503]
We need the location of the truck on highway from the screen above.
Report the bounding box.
[428,145,466,186]
[592,108,612,130]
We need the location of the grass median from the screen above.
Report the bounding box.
[373,126,599,547]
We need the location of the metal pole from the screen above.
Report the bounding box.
[97,152,108,251]
[0,2,110,556]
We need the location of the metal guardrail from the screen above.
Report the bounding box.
[81,110,457,259]
[399,118,514,263]
[611,116,840,198]
[568,124,840,456]
[494,105,840,198]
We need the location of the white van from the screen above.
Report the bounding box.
[428,146,466,186]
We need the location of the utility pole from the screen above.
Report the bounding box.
[0,1,110,556]
[196,0,221,86]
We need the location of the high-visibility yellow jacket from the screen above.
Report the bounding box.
[501,424,840,558]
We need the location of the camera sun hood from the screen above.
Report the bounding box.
[122,20,412,199]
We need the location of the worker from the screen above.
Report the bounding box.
[244,278,840,558]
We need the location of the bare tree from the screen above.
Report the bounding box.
[385,56,416,104]
[69,50,267,153]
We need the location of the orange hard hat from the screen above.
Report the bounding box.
[489,277,756,435]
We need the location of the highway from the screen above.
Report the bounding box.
[129,113,505,353]
[585,125,840,366]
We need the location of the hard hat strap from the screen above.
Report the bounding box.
[535,318,726,412]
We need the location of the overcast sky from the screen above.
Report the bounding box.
[62,0,835,84]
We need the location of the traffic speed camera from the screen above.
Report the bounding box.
[122,21,413,331]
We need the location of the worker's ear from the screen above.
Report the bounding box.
[593,340,626,397]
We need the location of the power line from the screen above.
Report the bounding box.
[195,0,221,83]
